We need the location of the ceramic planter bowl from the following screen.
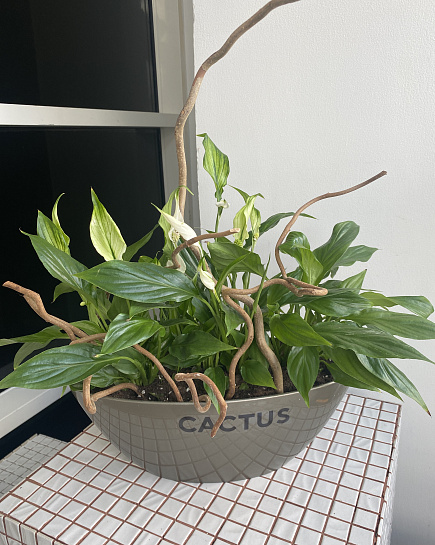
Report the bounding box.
[75,381,347,482]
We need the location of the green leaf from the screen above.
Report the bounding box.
[0,339,17,346]
[314,221,360,278]
[0,344,117,389]
[4,326,67,344]
[279,232,323,284]
[107,296,130,321]
[208,241,265,277]
[287,347,320,406]
[323,346,401,398]
[269,314,332,347]
[204,367,227,413]
[348,308,435,340]
[325,359,379,391]
[37,211,70,254]
[244,211,315,249]
[90,188,127,261]
[129,300,180,318]
[101,314,162,354]
[53,282,75,302]
[315,321,432,362]
[90,366,131,388]
[14,342,50,369]
[123,224,158,262]
[341,270,367,293]
[51,193,70,247]
[169,331,235,361]
[356,354,429,412]
[77,261,199,304]
[27,234,90,296]
[215,254,248,293]
[199,134,230,201]
[305,289,372,317]
[240,360,276,389]
[361,292,434,318]
[222,303,245,334]
[70,320,106,336]
[330,245,378,276]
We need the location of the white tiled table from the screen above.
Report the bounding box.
[0,394,401,545]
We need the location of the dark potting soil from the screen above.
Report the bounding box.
[106,364,334,403]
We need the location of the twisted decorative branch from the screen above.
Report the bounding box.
[275,171,388,277]
[82,376,141,414]
[170,228,239,270]
[176,0,301,217]
[235,294,284,394]
[175,372,227,437]
[3,281,86,342]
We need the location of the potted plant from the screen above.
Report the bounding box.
[1,0,434,482]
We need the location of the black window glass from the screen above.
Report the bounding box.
[0,0,158,111]
[0,128,164,367]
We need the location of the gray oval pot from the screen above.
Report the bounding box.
[75,381,347,482]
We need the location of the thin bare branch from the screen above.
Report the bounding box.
[275,171,388,277]
[236,294,284,394]
[176,0,301,217]
[3,281,86,341]
[133,344,183,402]
[175,372,227,437]
[222,290,255,400]
[70,333,106,345]
[171,228,239,270]
[81,376,140,414]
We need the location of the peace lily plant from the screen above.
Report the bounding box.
[1,0,434,438]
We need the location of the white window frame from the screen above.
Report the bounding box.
[0,0,196,439]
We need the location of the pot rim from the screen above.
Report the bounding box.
[79,380,341,407]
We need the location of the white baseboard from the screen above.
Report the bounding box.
[0,387,69,439]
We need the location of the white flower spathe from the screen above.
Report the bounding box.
[199,268,216,290]
[166,258,186,274]
[160,209,201,248]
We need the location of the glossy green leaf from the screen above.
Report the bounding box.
[169,331,235,361]
[223,303,245,334]
[0,339,17,347]
[53,282,75,302]
[0,344,116,389]
[204,366,227,413]
[287,347,320,405]
[305,289,372,317]
[244,212,315,249]
[280,232,323,284]
[215,254,248,293]
[90,188,127,261]
[331,245,378,275]
[90,366,131,388]
[356,354,429,412]
[348,308,435,340]
[199,134,229,201]
[77,261,198,304]
[315,321,432,362]
[14,342,50,369]
[361,292,434,318]
[208,241,265,277]
[3,326,67,345]
[341,270,367,293]
[325,360,379,391]
[70,320,106,336]
[240,359,276,389]
[37,211,70,254]
[123,224,158,262]
[323,347,401,398]
[314,221,360,278]
[51,193,70,247]
[27,234,90,296]
[269,314,331,347]
[101,314,162,354]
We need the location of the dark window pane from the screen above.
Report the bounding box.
[0,128,164,365]
[0,0,158,111]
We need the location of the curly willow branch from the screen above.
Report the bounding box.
[82,376,141,414]
[175,372,227,438]
[236,294,284,395]
[176,0,301,217]
[275,171,388,277]
[171,228,240,270]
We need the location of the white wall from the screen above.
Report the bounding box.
[188,1,435,543]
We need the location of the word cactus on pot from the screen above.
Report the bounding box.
[1,0,434,482]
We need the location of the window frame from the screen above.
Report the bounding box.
[0,0,190,438]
